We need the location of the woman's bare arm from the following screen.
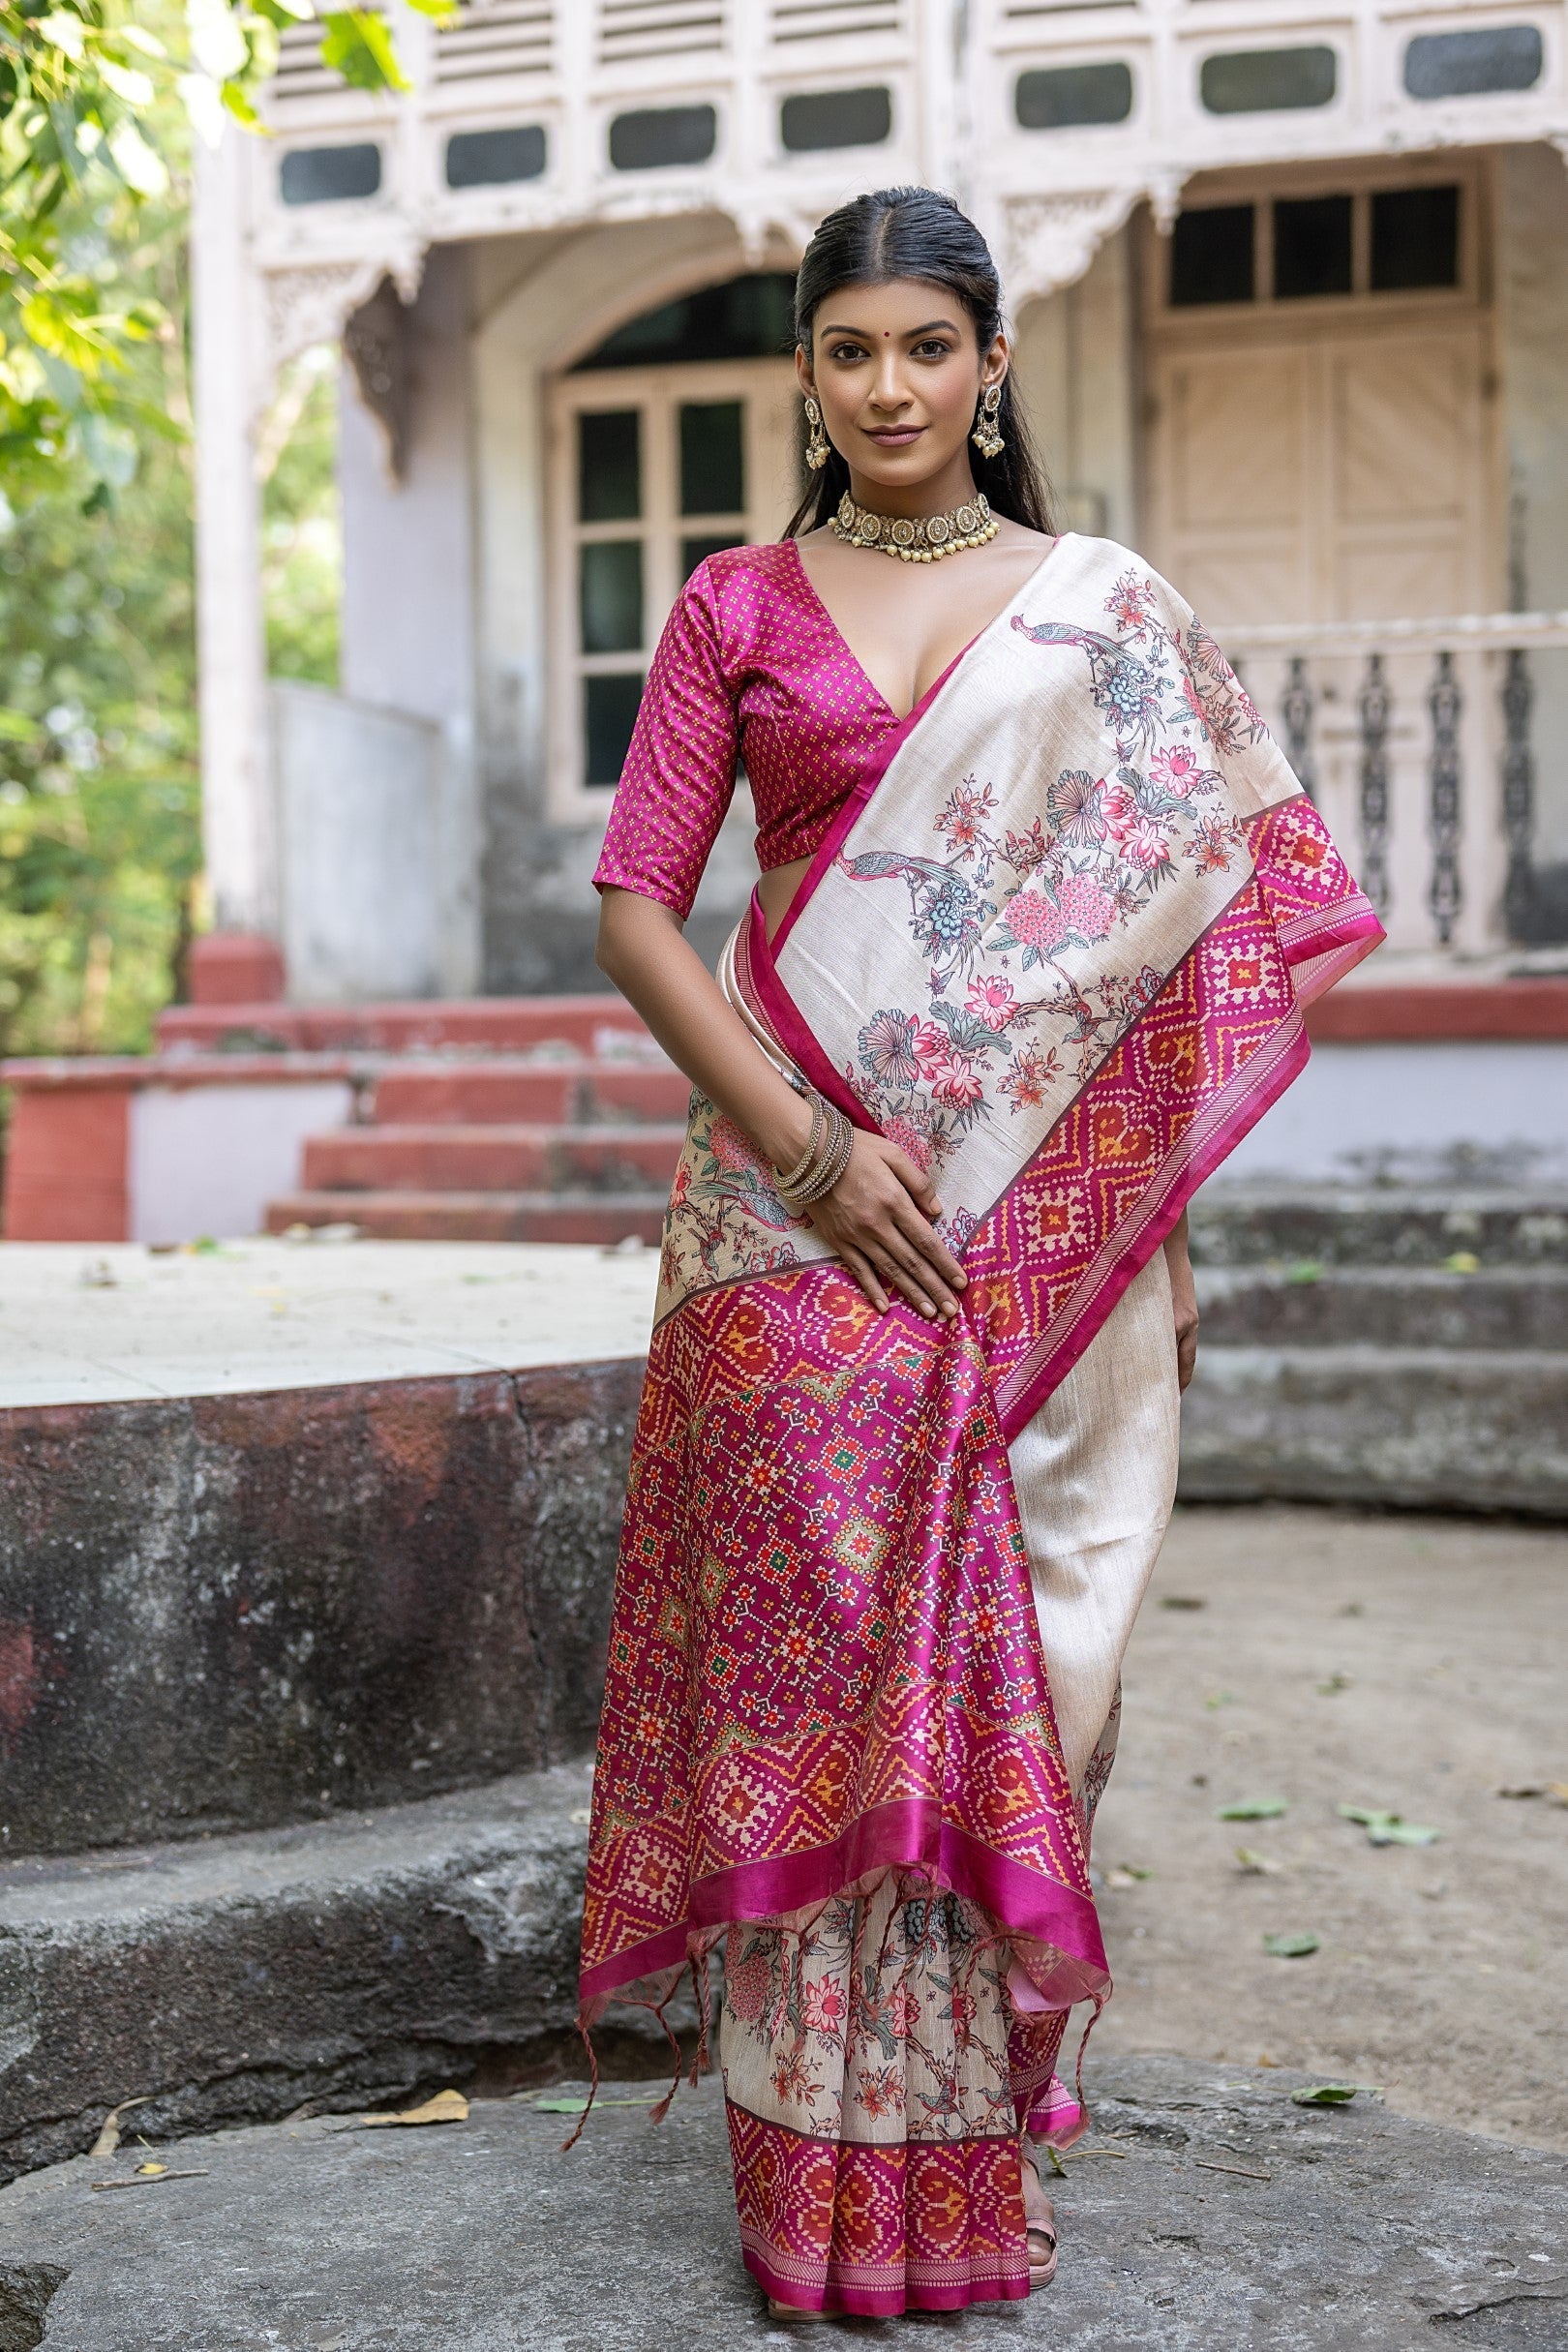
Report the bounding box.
[596,886,967,1320]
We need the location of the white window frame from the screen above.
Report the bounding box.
[1142,152,1491,330]
[546,357,799,823]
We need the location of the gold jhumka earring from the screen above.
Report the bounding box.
[972,382,1005,461]
[803,395,830,470]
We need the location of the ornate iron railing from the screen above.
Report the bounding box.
[1223,613,1568,958]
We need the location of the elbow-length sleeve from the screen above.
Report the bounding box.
[592,563,739,921]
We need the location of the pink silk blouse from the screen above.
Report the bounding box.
[592,541,904,922]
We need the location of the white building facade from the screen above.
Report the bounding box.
[194,0,1568,999]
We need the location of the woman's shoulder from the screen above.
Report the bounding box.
[678,539,807,658]
[694,538,801,599]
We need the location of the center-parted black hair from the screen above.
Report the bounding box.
[786,186,1055,538]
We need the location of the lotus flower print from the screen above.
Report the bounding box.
[1149,743,1204,797]
[1121,819,1171,871]
[966,974,1019,1032]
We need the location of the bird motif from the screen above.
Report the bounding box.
[1010,614,1169,756]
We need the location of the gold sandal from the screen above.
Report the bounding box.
[1020,2146,1059,2289]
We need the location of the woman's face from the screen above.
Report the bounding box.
[796,276,1008,498]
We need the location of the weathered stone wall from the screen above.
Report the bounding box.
[0,1360,641,1856]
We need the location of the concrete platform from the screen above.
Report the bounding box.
[1,2058,1563,2350]
[0,1239,656,1408]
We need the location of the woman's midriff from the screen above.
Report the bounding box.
[757,855,814,946]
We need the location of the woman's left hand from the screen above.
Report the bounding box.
[1164,1213,1199,1392]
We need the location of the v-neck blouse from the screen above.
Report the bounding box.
[592,541,903,922]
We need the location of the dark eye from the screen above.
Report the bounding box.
[912,338,953,358]
[829,341,867,362]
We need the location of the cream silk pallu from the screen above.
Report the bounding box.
[577,533,1382,2313]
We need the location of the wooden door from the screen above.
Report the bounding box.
[1147,318,1492,627]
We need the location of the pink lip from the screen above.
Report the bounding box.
[864,426,924,445]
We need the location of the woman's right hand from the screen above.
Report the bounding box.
[804,1131,968,1320]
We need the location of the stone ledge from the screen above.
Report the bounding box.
[0,1763,691,2190]
[1,2058,1563,2349]
[1180,1345,1568,1515]
[0,1354,643,1855]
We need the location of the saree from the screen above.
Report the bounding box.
[577,532,1382,2310]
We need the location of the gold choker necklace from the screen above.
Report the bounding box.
[829,489,997,562]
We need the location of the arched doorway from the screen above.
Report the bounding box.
[547,273,800,809]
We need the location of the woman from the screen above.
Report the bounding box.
[577,187,1381,2317]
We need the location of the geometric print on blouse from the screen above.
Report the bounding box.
[593,541,898,921]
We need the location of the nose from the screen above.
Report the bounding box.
[868,350,912,412]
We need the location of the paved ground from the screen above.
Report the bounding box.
[1094,1505,1568,2151]
[0,1238,656,1405]
[1,2059,1564,2351]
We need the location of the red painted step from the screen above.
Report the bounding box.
[369,1060,690,1128]
[301,1124,687,1195]
[266,1191,669,1246]
[160,993,655,1058]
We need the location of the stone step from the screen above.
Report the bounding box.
[1196,1264,1568,1351]
[266,1188,670,1245]
[5,2056,1563,2346]
[1189,1183,1568,1268]
[157,994,653,1059]
[1178,1343,1568,1516]
[370,1059,688,1128]
[0,1763,687,2188]
[301,1123,687,1195]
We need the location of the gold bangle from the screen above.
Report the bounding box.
[788,1103,855,1206]
[775,1096,825,1194]
[778,1109,838,1207]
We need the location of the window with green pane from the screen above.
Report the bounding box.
[584,674,645,787]
[580,541,643,653]
[681,533,744,583]
[679,400,744,515]
[578,409,641,523]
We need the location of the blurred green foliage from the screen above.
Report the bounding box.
[0,4,367,1058]
[263,344,341,690]
[0,163,197,1057]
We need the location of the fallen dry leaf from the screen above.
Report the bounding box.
[89,2096,153,2158]
[1235,1848,1283,1876]
[1217,1797,1288,1822]
[347,2089,469,2131]
[1262,1931,1319,1958]
[1160,1595,1206,1612]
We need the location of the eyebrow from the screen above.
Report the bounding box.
[818,318,962,340]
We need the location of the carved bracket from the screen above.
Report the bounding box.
[343,278,413,484]
[258,239,427,419]
[1000,187,1145,307]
